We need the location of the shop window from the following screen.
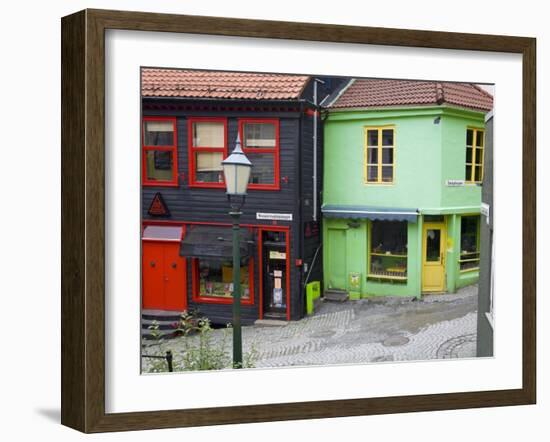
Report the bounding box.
[368,220,407,281]
[465,128,484,183]
[459,215,480,271]
[240,119,280,190]
[142,118,178,186]
[188,118,227,187]
[192,258,254,304]
[365,126,395,184]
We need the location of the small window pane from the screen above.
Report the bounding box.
[474,165,483,182]
[145,150,173,181]
[243,122,276,148]
[370,221,408,279]
[144,121,174,146]
[475,147,484,165]
[246,152,275,184]
[198,259,250,299]
[195,152,224,183]
[381,166,393,182]
[382,129,394,146]
[367,130,378,147]
[367,166,378,182]
[476,130,484,147]
[426,229,441,262]
[465,165,472,181]
[193,122,225,147]
[466,146,473,163]
[466,129,473,146]
[367,147,378,163]
[382,147,393,164]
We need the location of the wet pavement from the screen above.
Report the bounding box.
[142,285,478,372]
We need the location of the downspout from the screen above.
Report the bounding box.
[312,78,325,222]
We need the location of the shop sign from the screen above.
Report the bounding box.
[269,251,286,260]
[481,202,490,225]
[256,212,293,221]
[446,179,465,187]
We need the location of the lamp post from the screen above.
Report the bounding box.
[221,135,252,369]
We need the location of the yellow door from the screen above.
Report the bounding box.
[422,222,446,292]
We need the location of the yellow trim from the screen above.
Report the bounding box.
[422,221,447,292]
[364,125,395,185]
[465,127,485,184]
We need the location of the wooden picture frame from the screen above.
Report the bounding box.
[61,9,536,433]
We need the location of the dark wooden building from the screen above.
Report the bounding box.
[141,68,342,325]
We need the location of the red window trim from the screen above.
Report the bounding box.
[188,117,228,189]
[142,116,179,187]
[191,257,255,306]
[238,118,280,191]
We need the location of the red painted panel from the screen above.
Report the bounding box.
[163,244,187,311]
[142,242,165,310]
[142,242,187,311]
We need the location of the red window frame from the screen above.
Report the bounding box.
[191,257,255,305]
[188,117,228,188]
[142,116,178,187]
[238,118,280,190]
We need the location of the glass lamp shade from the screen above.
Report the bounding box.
[222,136,252,195]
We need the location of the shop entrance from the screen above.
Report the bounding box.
[422,222,447,292]
[261,230,289,319]
[142,241,187,311]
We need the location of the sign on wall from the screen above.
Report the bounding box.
[256,212,293,221]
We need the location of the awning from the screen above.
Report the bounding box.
[180,226,254,261]
[322,205,418,222]
[142,225,183,241]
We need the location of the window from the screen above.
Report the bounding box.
[368,220,407,281]
[365,127,395,184]
[465,128,484,183]
[459,215,480,272]
[192,258,254,304]
[188,118,227,187]
[142,117,178,186]
[240,119,280,190]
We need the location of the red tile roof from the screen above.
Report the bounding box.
[329,79,493,112]
[142,68,310,100]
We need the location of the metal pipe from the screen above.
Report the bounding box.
[230,210,243,368]
[312,79,325,221]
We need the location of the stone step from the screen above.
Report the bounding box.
[324,289,349,302]
[254,319,289,327]
[141,309,184,321]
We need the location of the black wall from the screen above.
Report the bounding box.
[142,102,323,322]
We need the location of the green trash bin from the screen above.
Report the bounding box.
[306,281,321,315]
[349,272,361,300]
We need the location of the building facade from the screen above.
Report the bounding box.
[322,80,493,298]
[141,69,342,324]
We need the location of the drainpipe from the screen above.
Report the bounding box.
[313,78,325,222]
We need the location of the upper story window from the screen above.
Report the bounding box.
[188,118,228,188]
[239,119,280,190]
[142,117,178,187]
[364,126,395,184]
[465,128,484,183]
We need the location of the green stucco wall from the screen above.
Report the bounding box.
[322,106,485,297]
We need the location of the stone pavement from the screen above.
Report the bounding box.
[142,285,478,372]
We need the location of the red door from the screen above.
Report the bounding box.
[142,241,187,311]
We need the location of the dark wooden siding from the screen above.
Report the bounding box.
[142,106,306,321]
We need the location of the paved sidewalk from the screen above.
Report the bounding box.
[142,285,478,372]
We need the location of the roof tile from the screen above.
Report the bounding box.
[142,68,310,100]
[330,79,493,112]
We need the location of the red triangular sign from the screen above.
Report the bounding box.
[148,193,170,216]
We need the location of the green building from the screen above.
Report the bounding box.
[321,80,493,299]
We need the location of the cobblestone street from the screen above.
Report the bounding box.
[142,285,478,372]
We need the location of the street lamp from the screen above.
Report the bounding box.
[221,134,252,368]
